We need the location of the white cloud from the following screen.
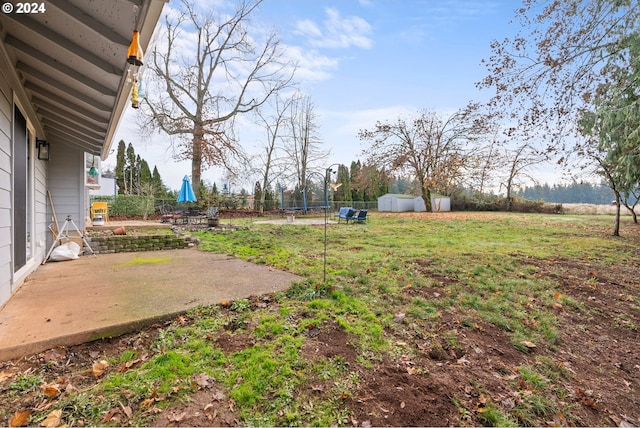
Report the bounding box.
[283,45,339,81]
[294,7,373,50]
[294,19,323,39]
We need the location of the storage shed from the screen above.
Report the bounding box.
[378,194,450,212]
[378,194,416,212]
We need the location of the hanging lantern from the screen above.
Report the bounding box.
[88,158,99,184]
[89,164,98,179]
[127,30,144,66]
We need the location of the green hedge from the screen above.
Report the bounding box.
[91,195,155,217]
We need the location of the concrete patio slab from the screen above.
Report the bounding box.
[0,248,301,361]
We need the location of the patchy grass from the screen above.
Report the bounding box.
[1,212,639,427]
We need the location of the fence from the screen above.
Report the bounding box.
[91,195,381,218]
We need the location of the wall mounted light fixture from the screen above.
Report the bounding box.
[36,139,50,161]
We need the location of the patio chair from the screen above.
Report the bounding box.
[352,209,368,223]
[90,201,109,222]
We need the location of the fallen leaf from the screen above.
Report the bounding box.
[193,373,215,389]
[552,413,567,427]
[0,370,14,383]
[42,348,66,364]
[9,410,31,427]
[40,409,62,427]
[92,360,109,377]
[167,412,187,423]
[42,384,61,398]
[119,358,142,372]
[212,389,225,401]
[140,398,158,407]
[101,408,121,424]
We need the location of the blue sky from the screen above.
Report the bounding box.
[111,0,553,192]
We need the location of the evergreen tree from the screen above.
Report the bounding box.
[125,143,136,195]
[139,159,152,191]
[334,164,351,203]
[151,166,164,196]
[254,181,262,212]
[350,160,362,201]
[115,140,126,194]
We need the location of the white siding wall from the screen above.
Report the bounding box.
[47,144,85,249]
[33,151,48,261]
[0,73,11,304]
[0,69,52,308]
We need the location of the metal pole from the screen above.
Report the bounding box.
[324,174,328,283]
[322,164,340,283]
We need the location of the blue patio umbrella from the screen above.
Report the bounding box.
[177,175,197,203]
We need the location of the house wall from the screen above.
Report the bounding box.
[47,144,86,248]
[0,74,50,307]
[0,72,12,305]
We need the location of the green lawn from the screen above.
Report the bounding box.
[3,212,639,427]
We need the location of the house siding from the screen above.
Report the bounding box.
[0,68,51,307]
[47,144,86,249]
[0,74,12,304]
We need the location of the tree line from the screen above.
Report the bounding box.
[516,181,615,205]
[113,140,170,198]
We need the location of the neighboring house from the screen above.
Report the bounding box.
[0,1,166,307]
[89,175,118,197]
[378,193,451,212]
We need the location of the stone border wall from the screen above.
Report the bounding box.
[87,235,189,254]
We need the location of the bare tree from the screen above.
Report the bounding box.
[463,132,504,195]
[253,94,294,214]
[501,143,545,211]
[359,105,490,212]
[478,0,639,161]
[143,0,295,186]
[283,93,329,195]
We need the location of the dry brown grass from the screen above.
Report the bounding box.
[560,203,632,215]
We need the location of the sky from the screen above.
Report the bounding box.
[110,0,564,193]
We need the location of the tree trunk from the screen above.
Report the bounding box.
[422,188,433,212]
[613,192,621,237]
[192,133,203,188]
